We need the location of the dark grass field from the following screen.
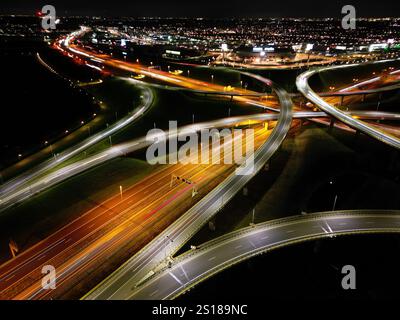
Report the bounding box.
[0,41,98,169]
[180,233,400,300]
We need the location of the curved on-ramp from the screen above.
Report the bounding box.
[0,84,155,212]
[296,63,400,149]
[128,210,400,300]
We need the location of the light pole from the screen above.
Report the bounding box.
[332,194,338,211]
[165,235,173,265]
[49,144,55,159]
[119,185,123,200]
[250,208,256,225]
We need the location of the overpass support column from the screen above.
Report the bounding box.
[339,96,344,107]
[361,93,366,102]
[329,118,335,130]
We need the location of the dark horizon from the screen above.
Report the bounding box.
[1,0,400,18]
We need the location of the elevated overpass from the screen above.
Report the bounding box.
[297,62,400,149]
[127,210,400,300]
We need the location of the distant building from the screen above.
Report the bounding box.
[234,45,295,60]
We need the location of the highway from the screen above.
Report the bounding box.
[0,83,154,212]
[3,30,399,212]
[3,107,398,214]
[1,28,400,300]
[0,39,296,298]
[127,210,400,300]
[297,62,400,149]
[1,125,272,299]
[83,73,293,300]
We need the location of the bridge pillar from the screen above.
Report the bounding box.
[208,220,216,231]
[329,118,335,130]
[339,96,344,107]
[361,93,366,102]
[354,130,360,142]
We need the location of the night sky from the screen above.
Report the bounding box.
[0,0,399,17]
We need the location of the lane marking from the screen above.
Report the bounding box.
[169,272,183,285]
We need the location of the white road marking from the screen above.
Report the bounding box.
[150,289,159,297]
[169,272,183,285]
